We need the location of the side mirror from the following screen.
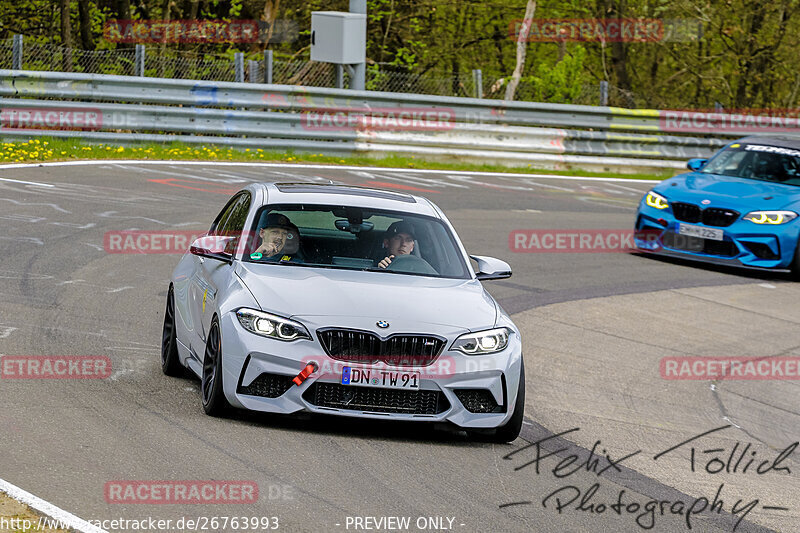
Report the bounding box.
[189,235,234,263]
[470,255,512,281]
[687,158,708,172]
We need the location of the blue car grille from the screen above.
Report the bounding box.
[672,202,701,223]
[303,383,449,414]
[702,208,740,227]
[317,329,445,366]
[672,202,739,227]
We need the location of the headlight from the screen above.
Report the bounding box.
[452,327,510,355]
[743,211,798,225]
[236,308,310,341]
[645,191,669,210]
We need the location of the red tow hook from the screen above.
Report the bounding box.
[292,362,318,386]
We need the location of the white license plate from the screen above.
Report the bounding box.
[341,366,419,390]
[678,223,724,241]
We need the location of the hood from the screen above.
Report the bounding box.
[235,263,498,331]
[658,172,800,210]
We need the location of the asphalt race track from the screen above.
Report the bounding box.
[0,161,798,533]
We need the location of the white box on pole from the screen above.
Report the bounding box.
[310,11,366,64]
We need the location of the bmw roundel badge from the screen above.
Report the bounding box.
[376,320,390,329]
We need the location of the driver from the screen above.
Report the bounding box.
[252,213,300,262]
[377,221,416,269]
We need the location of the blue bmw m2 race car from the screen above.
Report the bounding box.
[635,136,800,275]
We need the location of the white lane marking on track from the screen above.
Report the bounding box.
[109,368,135,381]
[153,167,251,183]
[0,198,70,213]
[351,170,470,189]
[84,242,104,251]
[50,222,96,229]
[605,182,653,194]
[57,280,85,285]
[0,478,108,533]
[449,174,536,191]
[517,178,576,192]
[0,160,663,183]
[759,283,777,289]
[0,177,54,187]
[0,214,47,223]
[0,236,43,245]
[722,416,742,429]
[106,286,135,293]
[0,326,17,339]
[96,211,200,226]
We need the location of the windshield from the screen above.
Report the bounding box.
[701,142,800,186]
[242,204,470,279]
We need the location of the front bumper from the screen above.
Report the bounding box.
[635,202,800,271]
[217,312,524,429]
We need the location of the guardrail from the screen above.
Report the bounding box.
[0,69,790,174]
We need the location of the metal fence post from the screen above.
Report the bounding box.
[599,80,609,106]
[472,69,483,99]
[264,50,273,84]
[134,44,145,76]
[12,34,23,70]
[234,53,245,83]
[248,60,259,83]
[336,65,344,89]
[349,0,366,90]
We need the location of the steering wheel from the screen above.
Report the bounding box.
[385,254,438,275]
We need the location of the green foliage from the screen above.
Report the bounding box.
[519,45,588,103]
[3,0,800,108]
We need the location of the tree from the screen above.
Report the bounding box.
[60,0,73,71]
[505,0,536,101]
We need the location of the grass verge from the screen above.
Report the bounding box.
[0,138,674,180]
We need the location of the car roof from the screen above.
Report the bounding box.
[253,182,440,216]
[736,136,800,150]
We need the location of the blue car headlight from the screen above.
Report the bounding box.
[742,211,798,225]
[236,308,311,341]
[452,327,510,355]
[645,191,669,210]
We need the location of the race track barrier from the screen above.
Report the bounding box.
[0,69,791,174]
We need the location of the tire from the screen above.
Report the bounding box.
[161,285,183,376]
[201,317,230,416]
[479,360,526,443]
[791,238,800,281]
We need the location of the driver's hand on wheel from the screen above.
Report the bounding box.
[378,255,395,269]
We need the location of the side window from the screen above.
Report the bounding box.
[220,193,252,254]
[224,194,251,234]
[210,194,241,235]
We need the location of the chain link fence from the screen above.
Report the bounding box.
[0,36,639,107]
